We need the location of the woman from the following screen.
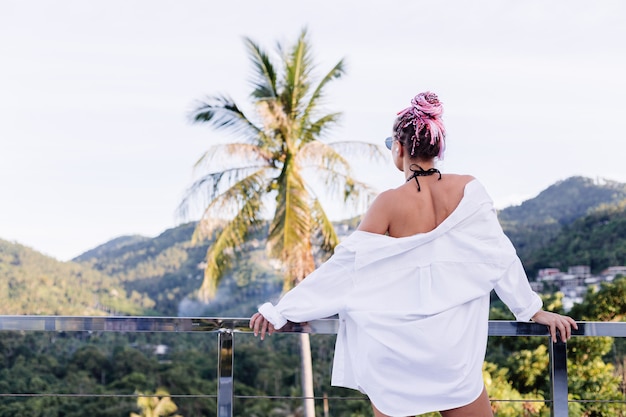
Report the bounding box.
[250,92,577,417]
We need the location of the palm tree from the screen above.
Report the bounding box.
[130,389,182,417]
[182,28,381,417]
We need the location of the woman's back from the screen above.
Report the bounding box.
[358,173,475,237]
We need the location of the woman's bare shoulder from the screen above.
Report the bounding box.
[442,173,475,186]
[356,188,402,234]
[437,174,476,205]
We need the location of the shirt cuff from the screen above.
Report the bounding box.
[258,302,288,329]
[514,295,544,322]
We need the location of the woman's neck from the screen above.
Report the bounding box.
[403,159,436,181]
[404,162,442,191]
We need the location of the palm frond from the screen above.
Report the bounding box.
[301,112,342,143]
[254,97,291,151]
[268,163,315,288]
[328,141,387,162]
[189,168,271,242]
[198,195,262,301]
[311,198,339,256]
[296,140,352,176]
[190,94,262,140]
[296,141,377,210]
[311,165,377,215]
[244,38,278,100]
[282,29,314,117]
[302,59,345,123]
[177,165,272,223]
[197,177,266,301]
[193,143,275,171]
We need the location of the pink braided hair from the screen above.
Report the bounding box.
[396,92,446,159]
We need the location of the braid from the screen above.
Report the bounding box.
[394,92,446,159]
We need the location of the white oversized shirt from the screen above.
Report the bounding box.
[259,180,542,416]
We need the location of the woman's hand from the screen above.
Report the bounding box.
[249,312,275,340]
[531,310,579,343]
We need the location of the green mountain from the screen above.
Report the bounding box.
[498,176,626,226]
[74,222,284,317]
[0,239,152,315]
[498,176,626,264]
[522,203,626,276]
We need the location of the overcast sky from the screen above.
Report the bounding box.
[1,0,625,261]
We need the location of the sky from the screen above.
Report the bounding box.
[1,0,625,262]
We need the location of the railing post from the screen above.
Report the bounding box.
[549,339,568,417]
[217,329,234,417]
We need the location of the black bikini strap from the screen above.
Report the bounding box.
[406,164,442,192]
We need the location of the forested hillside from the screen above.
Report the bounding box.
[499,176,626,226]
[0,239,152,315]
[498,176,626,271]
[74,222,284,317]
[522,203,626,276]
[74,222,205,315]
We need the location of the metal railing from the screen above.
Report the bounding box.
[1,316,625,417]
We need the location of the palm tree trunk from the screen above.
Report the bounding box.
[299,333,316,417]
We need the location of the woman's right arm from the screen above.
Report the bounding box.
[530,310,578,343]
[494,257,577,342]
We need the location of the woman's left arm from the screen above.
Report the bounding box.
[249,313,276,340]
[249,244,355,339]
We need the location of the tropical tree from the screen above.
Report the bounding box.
[130,389,182,417]
[569,276,626,321]
[181,29,381,417]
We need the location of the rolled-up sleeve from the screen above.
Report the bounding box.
[494,257,543,322]
[258,245,355,329]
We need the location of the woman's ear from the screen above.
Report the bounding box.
[392,144,404,172]
[395,143,403,157]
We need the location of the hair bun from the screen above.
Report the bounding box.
[395,91,446,159]
[411,92,443,119]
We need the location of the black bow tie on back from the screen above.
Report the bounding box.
[406,164,441,192]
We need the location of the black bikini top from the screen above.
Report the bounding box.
[406,164,441,192]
